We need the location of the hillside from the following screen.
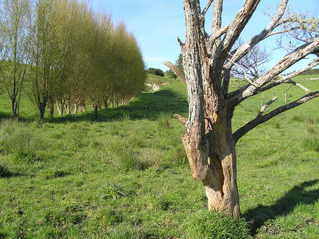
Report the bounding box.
[0,75,318,238]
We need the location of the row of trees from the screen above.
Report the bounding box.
[0,0,146,119]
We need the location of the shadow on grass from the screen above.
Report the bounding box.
[0,233,7,239]
[0,111,36,123]
[244,179,319,235]
[49,89,188,123]
[0,111,13,120]
[0,165,22,178]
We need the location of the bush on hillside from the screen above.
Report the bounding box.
[165,70,177,79]
[300,69,319,75]
[183,210,252,239]
[147,68,165,77]
[0,120,46,162]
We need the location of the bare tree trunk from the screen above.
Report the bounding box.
[203,115,240,218]
[182,98,240,217]
[180,0,319,219]
[49,103,54,118]
[94,104,98,120]
[48,97,54,118]
[39,103,46,120]
[103,96,109,109]
[74,104,78,114]
[11,97,18,118]
[181,0,240,218]
[57,99,65,117]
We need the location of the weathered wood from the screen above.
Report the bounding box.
[182,0,240,217]
[181,0,318,219]
[183,0,209,181]
[223,0,261,53]
[163,61,186,83]
[224,0,289,70]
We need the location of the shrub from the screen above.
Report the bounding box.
[106,225,149,239]
[303,137,319,152]
[0,120,46,162]
[300,68,319,75]
[291,115,304,122]
[183,210,252,239]
[46,170,70,179]
[0,164,13,178]
[165,70,177,79]
[118,150,151,171]
[104,209,123,225]
[157,113,171,129]
[101,183,133,200]
[147,68,165,77]
[109,142,152,171]
[44,206,86,227]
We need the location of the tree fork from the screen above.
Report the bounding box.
[182,0,241,218]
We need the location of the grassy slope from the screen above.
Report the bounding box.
[0,75,318,238]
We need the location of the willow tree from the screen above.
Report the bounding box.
[27,0,59,119]
[0,0,145,118]
[0,0,30,117]
[177,0,319,218]
[109,24,145,106]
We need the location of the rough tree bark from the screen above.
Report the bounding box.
[179,0,319,219]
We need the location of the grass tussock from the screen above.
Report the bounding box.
[183,210,252,239]
[0,120,47,162]
[0,164,13,178]
[303,137,319,152]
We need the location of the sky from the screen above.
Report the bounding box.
[91,0,318,71]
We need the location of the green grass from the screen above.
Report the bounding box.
[0,76,318,238]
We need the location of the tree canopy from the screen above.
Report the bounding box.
[0,0,146,119]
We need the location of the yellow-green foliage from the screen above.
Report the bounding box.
[44,0,145,111]
[0,0,146,119]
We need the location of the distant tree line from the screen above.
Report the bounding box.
[146,68,165,77]
[300,68,319,75]
[147,67,180,79]
[0,0,146,119]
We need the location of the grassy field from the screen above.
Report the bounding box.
[0,75,318,238]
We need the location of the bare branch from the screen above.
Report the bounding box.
[230,43,269,80]
[245,59,319,94]
[258,97,278,117]
[286,80,310,92]
[174,114,187,126]
[233,91,319,143]
[202,0,215,16]
[286,15,319,44]
[231,39,319,104]
[177,37,185,48]
[270,0,290,28]
[224,0,289,69]
[223,0,261,53]
[208,26,228,44]
[163,61,186,83]
[210,0,224,56]
[266,27,300,38]
[212,0,223,31]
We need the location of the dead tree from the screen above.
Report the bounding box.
[178,0,319,218]
[164,61,186,83]
[230,42,269,80]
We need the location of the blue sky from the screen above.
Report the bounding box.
[92,0,318,71]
